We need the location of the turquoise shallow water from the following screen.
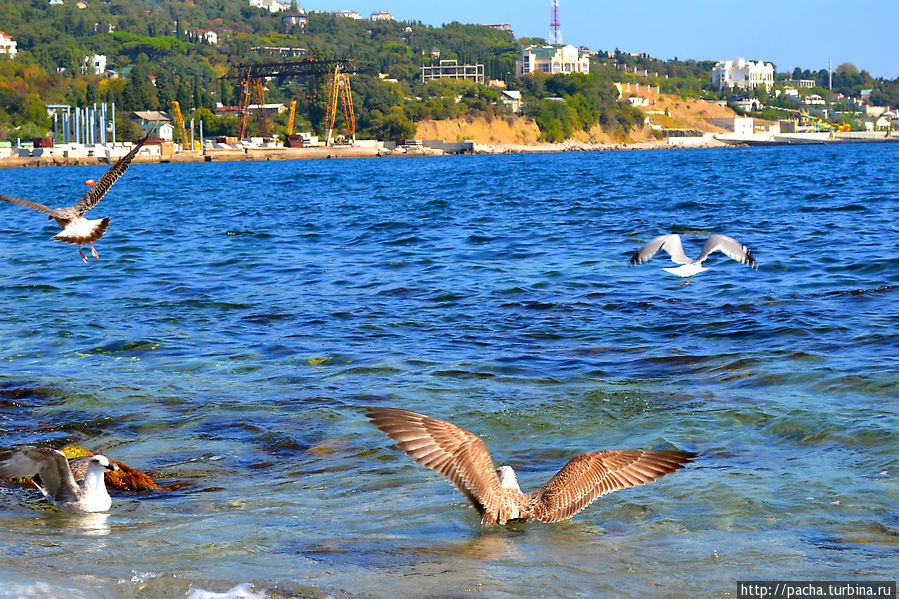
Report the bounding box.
[0,144,897,598]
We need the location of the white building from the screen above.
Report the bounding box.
[82,54,107,75]
[499,90,521,113]
[187,29,218,45]
[336,10,362,19]
[803,94,826,106]
[711,58,774,92]
[248,0,289,13]
[370,10,394,21]
[0,30,17,58]
[516,44,590,76]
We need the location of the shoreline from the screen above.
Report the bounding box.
[4,133,894,168]
[0,138,731,168]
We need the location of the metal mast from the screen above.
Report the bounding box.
[549,0,562,46]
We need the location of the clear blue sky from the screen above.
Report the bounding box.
[309,0,897,79]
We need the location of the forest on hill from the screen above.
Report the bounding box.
[0,0,896,143]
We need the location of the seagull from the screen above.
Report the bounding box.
[365,407,697,525]
[629,233,758,286]
[0,129,150,263]
[0,446,119,512]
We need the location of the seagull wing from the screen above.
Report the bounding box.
[67,456,94,485]
[529,449,697,523]
[696,234,757,268]
[0,446,80,505]
[365,407,505,519]
[73,129,150,214]
[0,194,58,216]
[630,234,691,265]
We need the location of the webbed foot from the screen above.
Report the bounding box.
[79,247,88,264]
[91,245,99,260]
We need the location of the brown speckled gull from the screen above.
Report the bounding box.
[365,407,697,525]
[0,130,150,263]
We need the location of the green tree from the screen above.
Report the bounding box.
[366,106,416,141]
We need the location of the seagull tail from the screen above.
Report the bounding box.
[52,217,110,246]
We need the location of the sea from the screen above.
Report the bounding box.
[0,144,896,599]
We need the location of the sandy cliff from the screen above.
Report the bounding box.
[413,95,737,146]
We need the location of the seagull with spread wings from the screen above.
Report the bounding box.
[629,233,758,286]
[0,130,150,263]
[365,407,696,525]
[0,446,119,512]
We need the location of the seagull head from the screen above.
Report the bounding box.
[496,465,521,491]
[89,454,118,473]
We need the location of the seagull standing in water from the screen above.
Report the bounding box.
[365,407,696,525]
[629,233,758,286]
[0,130,150,263]
[0,446,118,512]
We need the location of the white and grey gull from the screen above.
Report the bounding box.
[365,407,697,525]
[629,233,758,286]
[0,446,119,512]
[0,129,150,263]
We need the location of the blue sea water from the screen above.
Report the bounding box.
[0,144,896,599]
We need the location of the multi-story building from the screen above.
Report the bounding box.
[370,10,394,21]
[421,60,484,84]
[516,45,590,76]
[711,58,774,92]
[0,30,17,58]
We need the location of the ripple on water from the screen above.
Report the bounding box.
[0,145,897,597]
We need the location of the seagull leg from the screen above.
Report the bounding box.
[680,278,684,288]
[79,247,88,264]
[91,245,99,260]
[685,275,694,286]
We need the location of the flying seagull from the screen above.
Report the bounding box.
[0,446,119,512]
[365,407,697,525]
[0,129,151,263]
[629,233,758,286]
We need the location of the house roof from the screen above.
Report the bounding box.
[130,111,172,122]
[524,46,558,60]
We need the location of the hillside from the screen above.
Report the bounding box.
[6,0,886,146]
[413,95,737,146]
[414,115,541,145]
[635,95,737,132]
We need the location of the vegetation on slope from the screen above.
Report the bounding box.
[0,0,895,142]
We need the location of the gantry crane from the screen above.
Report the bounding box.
[324,64,356,145]
[222,59,364,141]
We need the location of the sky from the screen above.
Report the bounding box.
[309,0,898,80]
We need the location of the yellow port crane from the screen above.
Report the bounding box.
[171,101,186,145]
[286,100,297,136]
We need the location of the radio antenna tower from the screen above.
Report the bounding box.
[549,0,562,45]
